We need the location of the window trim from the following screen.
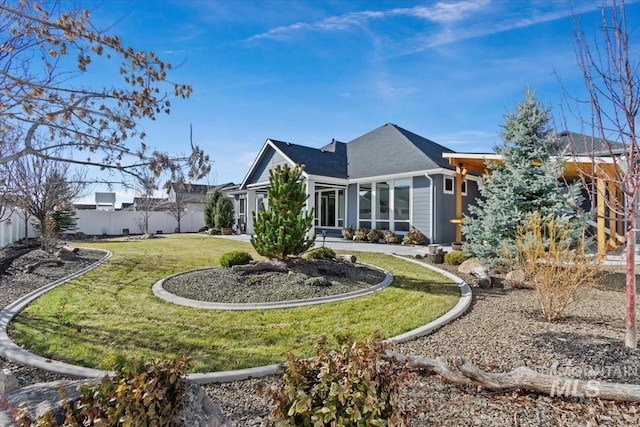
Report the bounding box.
[443,176,454,194]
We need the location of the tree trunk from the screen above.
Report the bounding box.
[385,351,640,402]
[626,212,637,348]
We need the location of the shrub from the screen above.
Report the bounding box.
[33,358,191,427]
[367,228,384,242]
[384,230,400,244]
[251,165,315,260]
[260,335,408,426]
[510,212,600,321]
[354,227,369,241]
[305,247,336,260]
[444,251,471,266]
[219,250,253,268]
[341,226,354,240]
[402,227,426,245]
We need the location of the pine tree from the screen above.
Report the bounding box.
[204,190,222,229]
[463,90,584,266]
[251,165,315,260]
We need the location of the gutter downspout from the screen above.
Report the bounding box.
[425,173,436,244]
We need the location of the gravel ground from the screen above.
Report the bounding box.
[2,246,640,426]
[162,258,385,303]
[0,242,105,388]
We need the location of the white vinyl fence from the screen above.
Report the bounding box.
[74,210,206,236]
[0,209,205,248]
[0,210,38,248]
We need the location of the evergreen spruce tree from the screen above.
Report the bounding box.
[251,164,315,260]
[204,190,222,229]
[463,91,584,266]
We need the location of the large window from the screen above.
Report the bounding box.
[359,184,372,229]
[376,181,390,230]
[315,189,346,228]
[338,190,345,227]
[358,179,411,231]
[394,179,410,231]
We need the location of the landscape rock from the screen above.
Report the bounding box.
[505,269,531,289]
[305,276,332,287]
[0,369,19,394]
[470,266,492,288]
[0,380,229,427]
[54,247,77,261]
[457,257,485,274]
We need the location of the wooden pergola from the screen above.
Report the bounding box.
[442,153,624,258]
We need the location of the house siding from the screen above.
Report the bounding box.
[434,175,457,244]
[346,183,358,229]
[247,147,290,185]
[412,176,431,241]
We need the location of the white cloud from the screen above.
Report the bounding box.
[246,0,490,43]
[433,130,497,149]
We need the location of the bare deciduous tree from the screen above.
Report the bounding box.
[8,155,85,249]
[0,1,210,183]
[570,0,638,348]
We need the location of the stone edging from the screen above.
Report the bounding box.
[0,252,472,384]
[0,249,115,378]
[151,263,393,310]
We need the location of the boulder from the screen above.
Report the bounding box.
[505,269,531,289]
[457,257,485,274]
[0,369,19,394]
[305,276,332,287]
[0,380,229,427]
[54,247,78,261]
[470,266,492,289]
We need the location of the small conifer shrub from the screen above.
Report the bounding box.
[305,247,336,260]
[219,250,252,267]
[251,165,315,260]
[444,251,471,266]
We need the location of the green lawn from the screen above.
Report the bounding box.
[9,234,460,373]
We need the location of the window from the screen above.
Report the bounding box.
[444,177,454,194]
[461,180,467,196]
[338,190,345,227]
[376,181,390,230]
[358,184,372,229]
[393,179,410,231]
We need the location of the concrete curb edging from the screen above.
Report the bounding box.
[0,249,115,379]
[152,263,393,310]
[1,252,472,384]
[384,254,472,344]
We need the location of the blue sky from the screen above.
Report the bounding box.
[77,0,639,200]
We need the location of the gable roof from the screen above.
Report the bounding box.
[553,131,625,156]
[269,139,348,179]
[346,123,455,179]
[240,123,457,188]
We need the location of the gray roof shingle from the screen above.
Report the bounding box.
[346,123,455,179]
[268,124,455,180]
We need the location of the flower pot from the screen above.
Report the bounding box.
[451,242,463,251]
[221,227,233,235]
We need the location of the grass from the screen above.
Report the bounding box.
[8,234,460,373]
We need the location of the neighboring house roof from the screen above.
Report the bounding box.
[346,123,455,179]
[554,131,624,156]
[269,139,348,179]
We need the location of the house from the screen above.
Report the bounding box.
[443,130,626,257]
[237,123,482,244]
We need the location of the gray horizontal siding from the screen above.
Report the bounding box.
[246,147,290,185]
[412,175,431,241]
